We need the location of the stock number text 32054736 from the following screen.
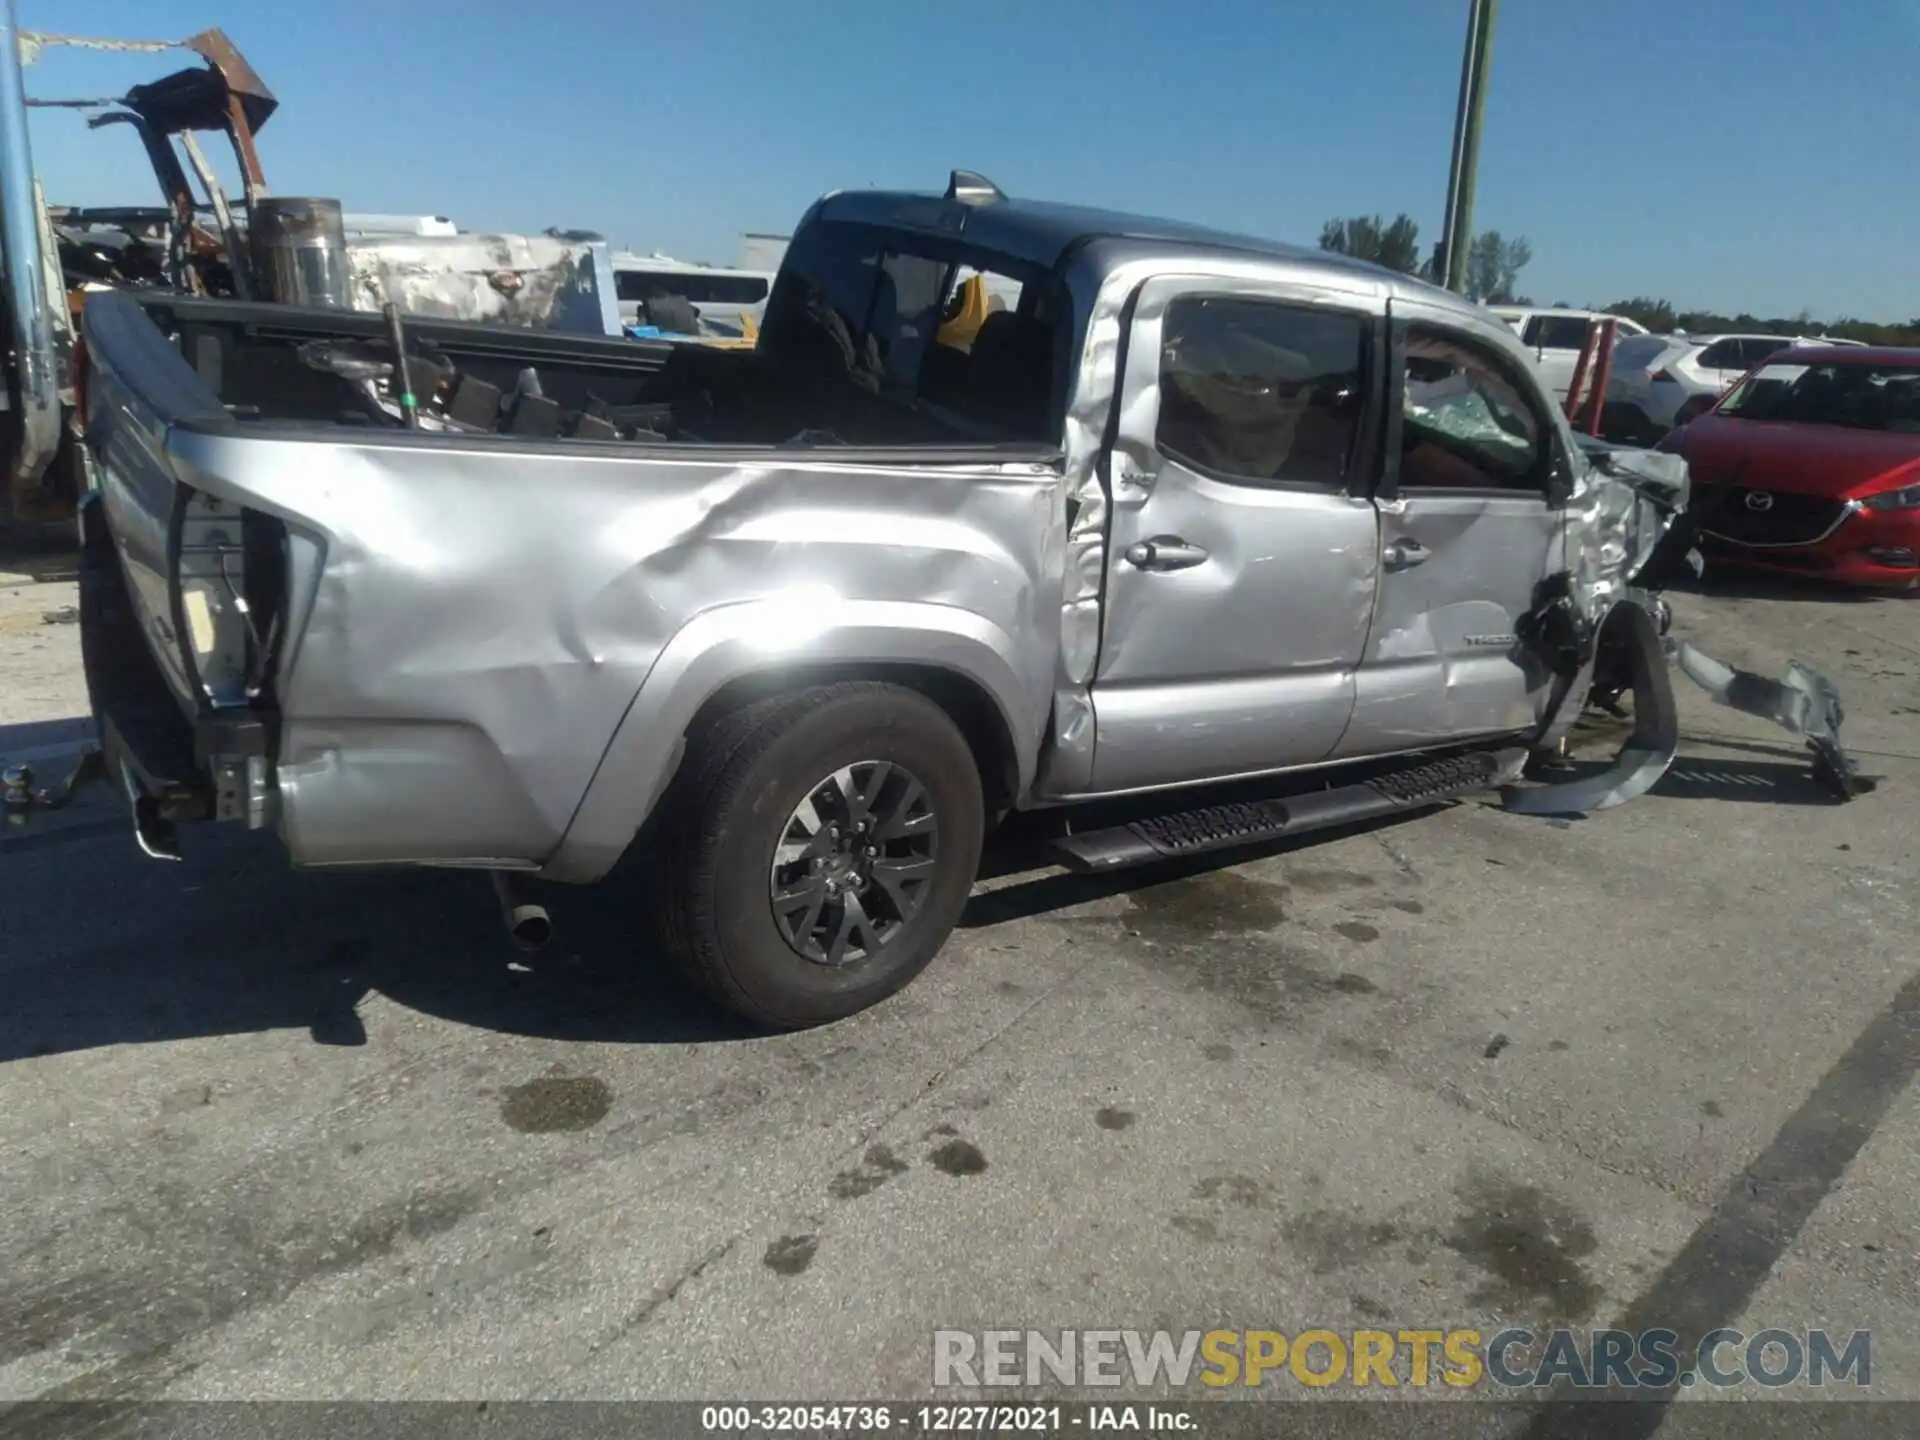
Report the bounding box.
[700,1404,1067,1433]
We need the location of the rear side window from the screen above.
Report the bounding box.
[1614,335,1677,371]
[759,219,1066,443]
[1696,339,1747,370]
[1400,327,1546,492]
[1525,314,1593,350]
[1156,295,1367,488]
[1739,337,1788,369]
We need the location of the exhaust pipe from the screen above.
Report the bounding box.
[490,871,552,952]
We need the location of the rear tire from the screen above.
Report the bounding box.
[651,681,985,1030]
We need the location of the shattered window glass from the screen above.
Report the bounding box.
[1400,328,1545,491]
[1155,295,1366,488]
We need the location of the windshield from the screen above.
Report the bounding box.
[1717,360,1920,433]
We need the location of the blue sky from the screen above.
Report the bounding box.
[19,0,1920,320]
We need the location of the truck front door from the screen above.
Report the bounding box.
[1087,276,1385,792]
[1334,299,1562,756]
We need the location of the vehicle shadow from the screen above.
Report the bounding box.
[0,800,766,1062]
[1653,756,1854,805]
[0,542,80,580]
[0,724,1864,1064]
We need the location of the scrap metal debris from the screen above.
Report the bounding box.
[1503,436,1869,815]
[1672,644,1875,800]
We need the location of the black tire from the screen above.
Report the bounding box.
[651,681,985,1030]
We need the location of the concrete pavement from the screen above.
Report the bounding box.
[1,557,1915,1431]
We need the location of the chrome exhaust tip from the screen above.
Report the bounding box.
[490,871,552,952]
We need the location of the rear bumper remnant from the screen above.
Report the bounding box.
[1670,644,1874,801]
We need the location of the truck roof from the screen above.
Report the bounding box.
[813,183,1483,320]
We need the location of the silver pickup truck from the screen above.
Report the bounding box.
[45,170,1864,1029]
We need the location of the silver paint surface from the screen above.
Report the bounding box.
[158,428,1062,876]
[1087,264,1385,791]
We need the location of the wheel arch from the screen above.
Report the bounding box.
[544,599,1041,883]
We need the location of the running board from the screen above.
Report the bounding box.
[1047,749,1527,874]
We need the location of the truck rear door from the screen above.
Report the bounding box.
[1087,274,1385,792]
[1333,297,1561,756]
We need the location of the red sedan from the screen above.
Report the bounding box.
[1658,346,1920,590]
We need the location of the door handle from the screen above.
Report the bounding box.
[1384,537,1431,571]
[1124,536,1209,572]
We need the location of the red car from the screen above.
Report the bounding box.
[1659,346,1920,589]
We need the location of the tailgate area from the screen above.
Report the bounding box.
[78,494,275,852]
[78,495,208,835]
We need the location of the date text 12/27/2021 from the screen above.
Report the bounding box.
[699,1404,1199,1433]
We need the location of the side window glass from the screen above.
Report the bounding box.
[1531,315,1593,350]
[1740,338,1784,370]
[1400,327,1546,492]
[1697,340,1743,370]
[1156,295,1366,488]
[871,250,949,398]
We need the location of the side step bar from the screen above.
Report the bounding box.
[1046,748,1527,875]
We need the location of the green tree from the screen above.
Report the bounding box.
[1318,214,1424,275]
[1605,297,1676,333]
[1463,231,1532,303]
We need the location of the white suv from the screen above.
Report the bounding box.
[1486,307,1650,407]
[1602,333,1827,442]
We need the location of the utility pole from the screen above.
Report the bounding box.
[1435,0,1499,295]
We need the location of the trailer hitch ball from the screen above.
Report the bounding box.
[3,764,31,824]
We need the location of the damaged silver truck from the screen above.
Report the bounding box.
[23,171,1871,1028]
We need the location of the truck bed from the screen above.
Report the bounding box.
[128,293,1009,450]
[76,289,1062,880]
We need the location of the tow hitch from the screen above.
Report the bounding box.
[3,747,108,825]
[4,746,187,860]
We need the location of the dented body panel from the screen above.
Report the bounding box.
[1089,266,1384,792]
[143,422,1058,875]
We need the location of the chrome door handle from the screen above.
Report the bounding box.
[1124,536,1209,572]
[1385,537,1431,571]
